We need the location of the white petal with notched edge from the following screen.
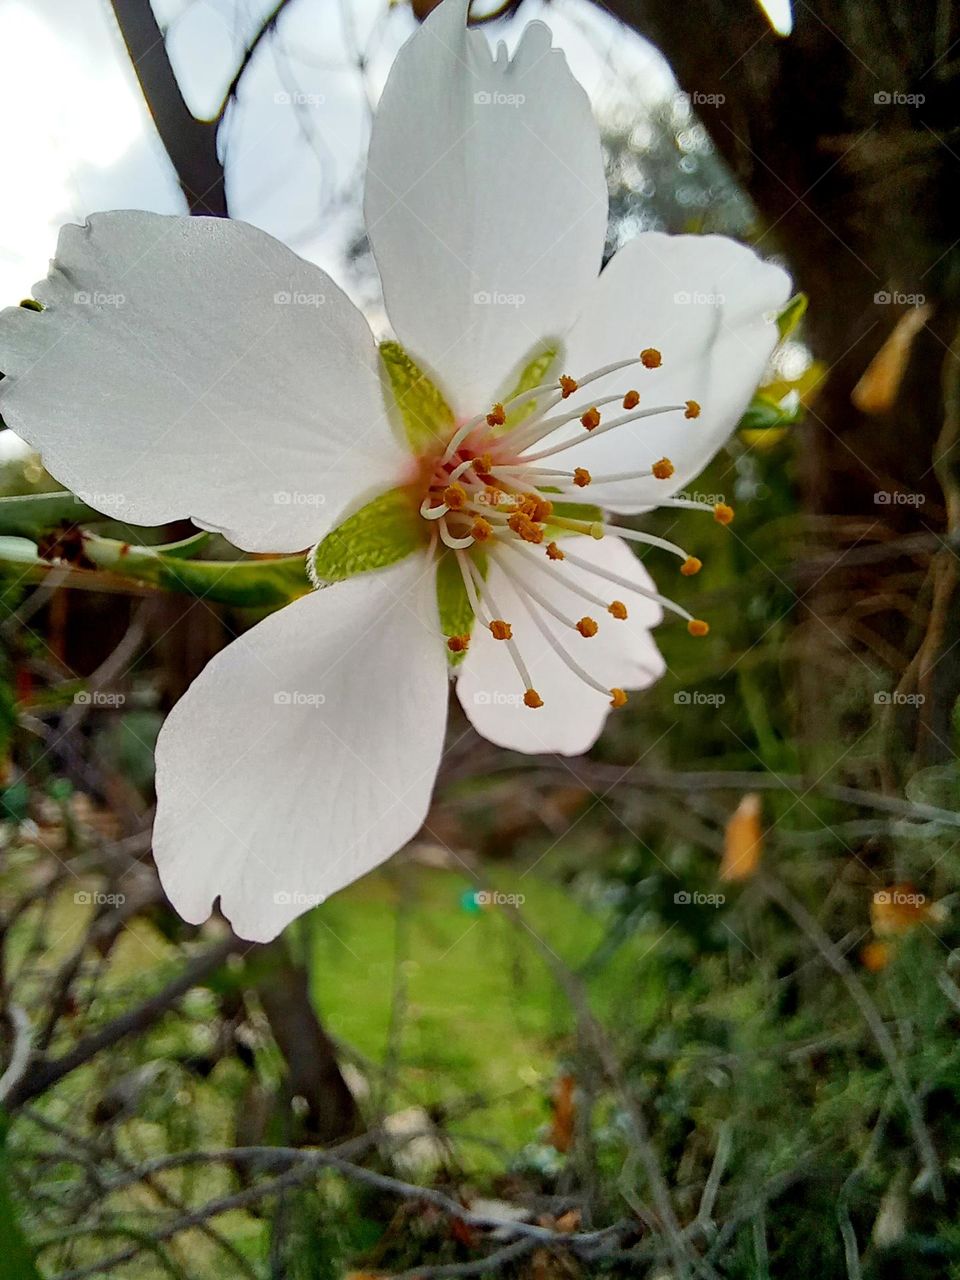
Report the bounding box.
[153,555,447,942]
[0,211,411,553]
[364,0,607,415]
[553,234,791,511]
[457,535,665,757]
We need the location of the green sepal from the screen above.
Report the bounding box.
[310,486,425,584]
[379,341,455,453]
[436,549,485,666]
[499,342,561,430]
[776,293,807,341]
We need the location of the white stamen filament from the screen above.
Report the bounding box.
[508,567,612,697]
[561,546,694,622]
[520,404,687,464]
[489,547,589,635]
[464,557,537,693]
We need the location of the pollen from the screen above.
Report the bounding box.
[447,634,470,653]
[490,619,513,641]
[508,512,544,544]
[685,400,701,419]
[524,688,544,709]
[680,556,702,577]
[652,457,675,480]
[609,687,628,709]
[622,390,640,410]
[580,406,601,431]
[608,600,628,620]
[714,502,735,525]
[471,516,493,542]
[546,541,565,561]
[576,617,598,637]
[443,483,468,510]
[520,493,553,523]
[573,468,591,487]
[640,348,662,369]
[687,619,710,637]
[476,452,493,473]
[559,375,579,398]
[486,402,506,427]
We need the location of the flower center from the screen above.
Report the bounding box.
[418,352,731,710]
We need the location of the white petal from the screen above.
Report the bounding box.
[364,0,606,414]
[153,555,447,942]
[456,535,665,756]
[556,233,791,510]
[0,212,410,552]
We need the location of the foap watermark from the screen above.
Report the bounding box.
[473,690,524,707]
[74,890,126,907]
[74,691,126,707]
[274,890,326,907]
[473,90,526,107]
[274,491,325,506]
[874,888,925,907]
[74,290,125,307]
[679,90,726,107]
[874,490,925,506]
[274,290,326,307]
[874,90,925,106]
[274,90,326,107]
[674,890,725,908]
[473,290,525,309]
[75,492,127,509]
[675,490,727,507]
[674,290,727,306]
[674,690,726,707]
[274,691,326,707]
[473,889,525,907]
[874,690,925,706]
[874,290,925,306]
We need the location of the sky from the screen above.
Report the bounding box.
[0,0,696,308]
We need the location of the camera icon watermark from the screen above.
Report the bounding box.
[273,491,325,506]
[473,289,526,309]
[874,90,925,106]
[674,290,726,306]
[274,290,325,306]
[74,690,126,707]
[74,290,125,307]
[873,888,925,906]
[473,889,525,907]
[473,690,524,707]
[873,290,925,306]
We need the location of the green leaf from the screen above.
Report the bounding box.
[0,1113,42,1280]
[500,342,561,430]
[436,549,485,666]
[0,491,106,538]
[311,487,425,584]
[738,389,802,433]
[776,292,807,341]
[379,341,455,453]
[82,535,312,607]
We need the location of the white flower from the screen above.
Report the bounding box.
[0,0,790,941]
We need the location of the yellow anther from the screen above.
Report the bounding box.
[687,619,710,637]
[524,688,544,709]
[685,399,701,419]
[490,619,513,641]
[573,467,591,487]
[483,485,504,507]
[546,541,565,561]
[609,687,628,709]
[486,402,506,427]
[559,375,578,399]
[443,483,468,510]
[471,516,493,542]
[608,600,628,620]
[714,503,734,526]
[580,406,601,431]
[507,512,544,544]
[476,452,493,473]
[576,617,598,638]
[519,493,552,523]
[622,390,640,410]
[447,634,470,653]
[680,556,702,577]
[640,348,662,369]
[652,457,675,480]
[589,522,604,540]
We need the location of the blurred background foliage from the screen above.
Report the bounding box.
[2,0,960,1277]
